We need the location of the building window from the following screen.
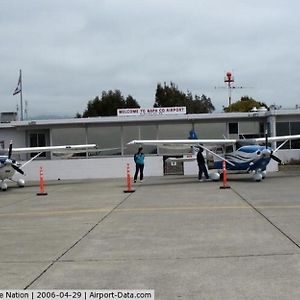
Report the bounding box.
[87,125,121,156]
[276,122,300,149]
[29,133,46,157]
[158,123,192,154]
[228,122,238,134]
[194,122,226,138]
[291,122,300,149]
[276,122,290,149]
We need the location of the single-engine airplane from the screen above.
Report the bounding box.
[0,142,98,191]
[128,131,300,182]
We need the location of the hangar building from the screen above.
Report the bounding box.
[0,107,300,181]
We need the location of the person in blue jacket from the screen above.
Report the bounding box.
[133,147,145,183]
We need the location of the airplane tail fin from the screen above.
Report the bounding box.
[188,130,198,140]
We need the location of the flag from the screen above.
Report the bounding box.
[13,71,22,95]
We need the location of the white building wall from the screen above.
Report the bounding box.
[14,156,164,182]
[277,149,300,164]
[12,151,289,183]
[0,128,25,149]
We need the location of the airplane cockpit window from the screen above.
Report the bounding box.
[236,141,252,149]
[225,145,234,153]
[215,146,224,154]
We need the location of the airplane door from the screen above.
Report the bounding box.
[163,156,184,175]
[206,151,215,169]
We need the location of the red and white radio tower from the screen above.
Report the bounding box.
[224,71,234,106]
[223,71,247,107]
[215,71,248,107]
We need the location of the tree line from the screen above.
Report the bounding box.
[76,82,267,117]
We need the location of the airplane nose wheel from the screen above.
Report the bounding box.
[1,182,8,191]
[253,172,263,182]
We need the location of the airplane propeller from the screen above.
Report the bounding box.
[264,130,282,164]
[265,131,268,149]
[5,141,25,175]
[270,154,282,164]
[8,141,13,159]
[11,163,25,175]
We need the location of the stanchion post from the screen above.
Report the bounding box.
[37,166,48,196]
[123,163,135,193]
[220,160,231,189]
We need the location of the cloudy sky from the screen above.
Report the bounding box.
[1,0,300,118]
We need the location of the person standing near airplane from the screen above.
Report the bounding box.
[197,145,209,181]
[133,146,145,183]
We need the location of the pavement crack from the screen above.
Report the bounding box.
[23,191,135,290]
[231,187,300,250]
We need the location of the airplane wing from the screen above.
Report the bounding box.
[52,147,120,154]
[127,139,237,147]
[128,134,300,147]
[165,154,196,163]
[244,134,300,143]
[7,144,99,169]
[128,139,236,166]
[11,144,98,154]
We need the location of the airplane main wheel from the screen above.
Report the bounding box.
[210,172,220,181]
[17,179,25,187]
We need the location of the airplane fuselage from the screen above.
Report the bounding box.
[0,156,16,180]
[212,145,272,172]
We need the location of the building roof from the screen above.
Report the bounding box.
[1,109,300,129]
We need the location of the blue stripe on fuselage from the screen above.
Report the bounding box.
[212,145,272,171]
[0,156,8,164]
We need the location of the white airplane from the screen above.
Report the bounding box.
[0,142,98,191]
[128,132,300,182]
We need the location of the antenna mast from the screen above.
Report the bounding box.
[224,71,234,106]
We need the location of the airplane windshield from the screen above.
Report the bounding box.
[236,141,252,150]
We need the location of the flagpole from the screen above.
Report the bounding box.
[20,69,23,121]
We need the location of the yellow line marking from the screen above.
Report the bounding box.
[0,208,111,217]
[1,204,300,218]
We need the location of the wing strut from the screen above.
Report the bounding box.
[200,144,235,166]
[21,152,44,168]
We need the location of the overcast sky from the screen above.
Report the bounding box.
[1,0,300,118]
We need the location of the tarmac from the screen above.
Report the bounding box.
[1,168,300,299]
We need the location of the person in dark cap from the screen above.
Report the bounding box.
[133,146,145,183]
[197,145,209,181]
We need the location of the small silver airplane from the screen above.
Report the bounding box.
[128,131,300,182]
[0,142,98,191]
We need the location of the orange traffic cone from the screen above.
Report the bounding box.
[37,166,48,196]
[123,163,135,193]
[220,160,231,189]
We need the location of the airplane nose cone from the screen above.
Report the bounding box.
[4,158,13,166]
[261,149,271,158]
